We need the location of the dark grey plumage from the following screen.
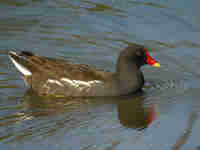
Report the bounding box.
[8,44,155,97]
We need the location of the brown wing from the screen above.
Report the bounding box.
[21,52,113,81]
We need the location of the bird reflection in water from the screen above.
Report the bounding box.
[23,90,158,130]
[5,90,158,142]
[117,96,157,130]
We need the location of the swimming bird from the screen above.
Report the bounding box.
[8,44,160,97]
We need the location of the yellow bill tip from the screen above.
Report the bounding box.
[152,62,160,68]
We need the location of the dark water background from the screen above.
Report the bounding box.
[0,0,200,149]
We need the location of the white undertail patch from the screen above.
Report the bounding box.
[9,53,32,76]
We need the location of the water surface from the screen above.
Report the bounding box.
[0,0,200,149]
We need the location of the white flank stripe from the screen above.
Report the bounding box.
[47,79,63,86]
[73,80,90,86]
[9,56,32,76]
[61,78,75,85]
[61,78,103,87]
[88,80,102,84]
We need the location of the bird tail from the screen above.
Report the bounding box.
[8,51,35,76]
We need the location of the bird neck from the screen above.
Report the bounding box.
[115,55,144,94]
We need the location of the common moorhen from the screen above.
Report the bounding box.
[8,44,160,97]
